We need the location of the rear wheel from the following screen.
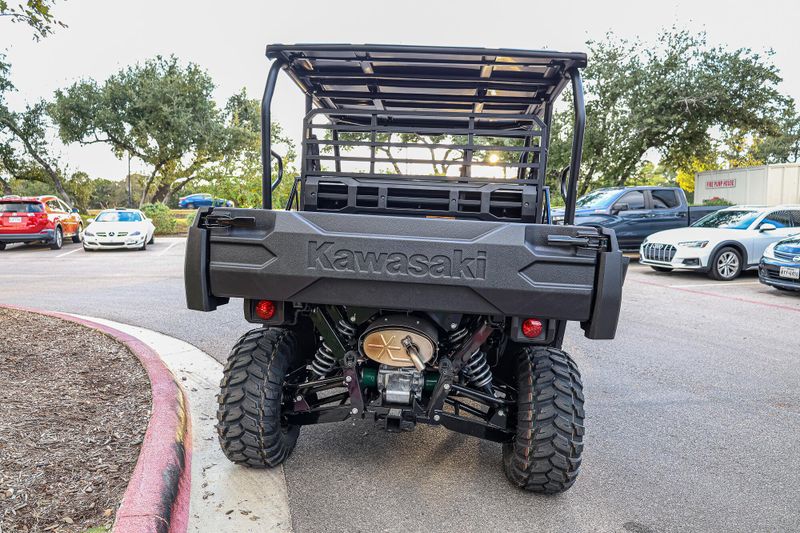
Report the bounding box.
[0,243,5,251]
[217,328,303,468]
[708,246,742,281]
[503,346,584,494]
[50,227,63,250]
[650,266,673,273]
[72,224,82,243]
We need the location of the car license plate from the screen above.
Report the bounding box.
[779,266,800,280]
[9,216,22,223]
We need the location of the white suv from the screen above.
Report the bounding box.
[639,205,800,280]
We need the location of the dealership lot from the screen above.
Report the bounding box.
[1,240,799,532]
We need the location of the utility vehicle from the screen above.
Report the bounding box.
[185,44,627,493]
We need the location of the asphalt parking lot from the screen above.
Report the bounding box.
[2,239,799,532]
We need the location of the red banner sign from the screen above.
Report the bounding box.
[706,179,736,189]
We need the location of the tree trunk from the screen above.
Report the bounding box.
[0,117,73,205]
[0,177,11,195]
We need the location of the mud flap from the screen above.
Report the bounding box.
[185,208,229,311]
[581,250,628,339]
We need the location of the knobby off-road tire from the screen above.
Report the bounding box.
[217,328,302,468]
[503,347,585,494]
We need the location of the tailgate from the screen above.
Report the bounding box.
[186,208,626,337]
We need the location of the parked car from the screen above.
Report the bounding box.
[759,235,800,292]
[0,195,82,250]
[83,208,155,251]
[553,186,725,250]
[640,205,800,280]
[178,193,234,209]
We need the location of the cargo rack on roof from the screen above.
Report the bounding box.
[260,44,587,224]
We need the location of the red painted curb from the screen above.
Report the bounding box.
[0,305,191,533]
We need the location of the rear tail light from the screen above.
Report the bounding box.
[254,300,276,320]
[521,318,543,338]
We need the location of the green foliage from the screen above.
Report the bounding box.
[702,196,734,206]
[141,203,176,234]
[548,28,793,195]
[51,56,234,206]
[0,0,65,40]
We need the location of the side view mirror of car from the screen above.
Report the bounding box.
[87,218,95,224]
[613,203,629,214]
[759,223,777,232]
[71,207,80,213]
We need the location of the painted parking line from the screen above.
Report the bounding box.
[56,248,82,258]
[156,241,181,257]
[633,279,800,313]
[668,281,761,288]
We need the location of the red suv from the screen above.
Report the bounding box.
[0,195,83,250]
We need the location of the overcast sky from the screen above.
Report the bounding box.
[3,0,799,180]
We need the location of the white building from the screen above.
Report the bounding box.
[694,163,800,205]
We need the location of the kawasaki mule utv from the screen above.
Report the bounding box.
[185,44,626,494]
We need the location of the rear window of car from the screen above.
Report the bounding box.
[95,211,142,222]
[0,202,44,213]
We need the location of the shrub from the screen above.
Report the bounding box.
[702,196,733,206]
[141,203,176,235]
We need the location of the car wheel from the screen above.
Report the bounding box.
[50,227,63,250]
[650,266,673,273]
[0,243,5,251]
[187,203,195,209]
[148,233,155,245]
[139,240,147,251]
[502,346,584,494]
[708,246,742,281]
[72,224,83,243]
[217,328,304,468]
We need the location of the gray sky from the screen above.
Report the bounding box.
[3,0,800,180]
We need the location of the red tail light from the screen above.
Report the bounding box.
[254,300,276,320]
[521,318,543,338]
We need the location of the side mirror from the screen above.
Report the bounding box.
[759,223,777,232]
[613,203,629,214]
[87,218,95,224]
[71,207,80,213]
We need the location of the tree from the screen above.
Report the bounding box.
[193,90,296,208]
[0,0,65,40]
[548,28,792,196]
[51,55,231,206]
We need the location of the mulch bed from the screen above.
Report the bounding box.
[0,308,151,532]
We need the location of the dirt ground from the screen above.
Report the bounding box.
[0,308,151,532]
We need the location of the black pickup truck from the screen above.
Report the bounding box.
[185,44,627,494]
[553,186,724,250]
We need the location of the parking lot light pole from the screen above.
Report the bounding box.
[127,152,132,208]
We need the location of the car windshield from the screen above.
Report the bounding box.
[692,210,760,229]
[575,189,622,209]
[0,202,44,213]
[95,211,142,222]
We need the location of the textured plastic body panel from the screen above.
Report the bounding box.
[192,208,610,321]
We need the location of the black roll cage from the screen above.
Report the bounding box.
[259,44,586,224]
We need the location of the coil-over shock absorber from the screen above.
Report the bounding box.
[462,350,493,394]
[310,316,357,377]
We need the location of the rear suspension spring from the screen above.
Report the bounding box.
[310,314,357,377]
[462,350,493,392]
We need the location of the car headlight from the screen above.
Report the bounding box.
[129,231,141,236]
[678,240,709,248]
[84,231,94,237]
[763,243,777,260]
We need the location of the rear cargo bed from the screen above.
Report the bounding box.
[185,208,626,336]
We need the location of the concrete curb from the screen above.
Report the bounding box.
[1,305,191,533]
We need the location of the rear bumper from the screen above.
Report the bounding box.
[759,259,800,291]
[0,230,54,243]
[185,208,627,339]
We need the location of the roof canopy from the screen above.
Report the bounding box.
[266,44,586,128]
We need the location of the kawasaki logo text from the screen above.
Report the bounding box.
[307,241,487,280]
